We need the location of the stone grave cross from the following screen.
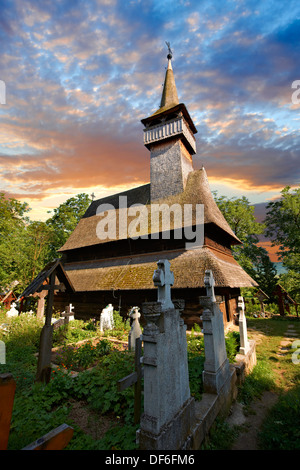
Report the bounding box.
[128,307,142,351]
[152,259,174,310]
[139,259,195,450]
[53,303,75,330]
[200,270,230,394]
[238,296,250,355]
[204,269,216,302]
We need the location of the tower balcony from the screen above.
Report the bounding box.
[143,114,197,155]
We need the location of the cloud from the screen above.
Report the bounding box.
[0,0,299,214]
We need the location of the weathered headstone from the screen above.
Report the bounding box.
[35,290,47,320]
[53,304,75,330]
[199,270,230,394]
[99,303,114,332]
[238,296,250,355]
[128,307,142,351]
[138,259,195,450]
[6,302,18,317]
[152,259,174,309]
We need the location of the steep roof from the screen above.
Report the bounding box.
[153,57,179,115]
[63,246,257,291]
[59,167,241,253]
[18,258,75,300]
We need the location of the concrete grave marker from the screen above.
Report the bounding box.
[152,259,174,310]
[138,259,195,450]
[199,270,230,394]
[6,302,18,317]
[99,303,114,332]
[128,306,142,351]
[238,296,250,355]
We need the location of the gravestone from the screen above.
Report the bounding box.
[53,304,75,330]
[99,304,114,332]
[63,303,75,322]
[128,307,142,351]
[6,302,18,317]
[138,259,195,450]
[238,296,250,355]
[199,270,230,394]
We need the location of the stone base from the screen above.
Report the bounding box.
[202,358,230,394]
[188,365,237,450]
[138,397,195,450]
[234,340,257,386]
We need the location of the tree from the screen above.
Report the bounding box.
[265,186,300,262]
[213,193,264,244]
[213,192,277,300]
[0,193,30,291]
[46,193,91,258]
[265,186,300,301]
[22,221,55,284]
[0,193,55,294]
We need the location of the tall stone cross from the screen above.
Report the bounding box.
[204,269,216,302]
[152,259,174,310]
[128,307,142,351]
[238,296,250,355]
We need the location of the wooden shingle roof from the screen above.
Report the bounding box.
[59,168,241,253]
[18,259,75,300]
[63,246,257,292]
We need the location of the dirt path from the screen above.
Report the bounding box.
[227,391,278,450]
[226,322,299,450]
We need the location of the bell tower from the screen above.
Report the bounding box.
[141,43,197,202]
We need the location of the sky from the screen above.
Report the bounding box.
[0,0,299,229]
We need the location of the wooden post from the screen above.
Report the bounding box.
[0,373,16,450]
[117,337,143,424]
[36,272,56,383]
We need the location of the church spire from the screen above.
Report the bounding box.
[158,42,179,112]
[141,45,198,201]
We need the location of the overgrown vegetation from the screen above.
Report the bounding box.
[203,316,300,450]
[258,385,300,450]
[0,309,242,450]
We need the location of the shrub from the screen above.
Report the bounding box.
[225,331,240,362]
[55,339,112,370]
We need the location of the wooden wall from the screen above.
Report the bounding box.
[53,286,240,330]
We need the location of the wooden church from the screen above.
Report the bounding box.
[54,47,257,328]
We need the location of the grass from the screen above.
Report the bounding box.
[1,308,299,450]
[204,315,300,450]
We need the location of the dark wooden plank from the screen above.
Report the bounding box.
[117,371,138,392]
[22,424,73,450]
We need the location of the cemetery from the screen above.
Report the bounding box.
[1,257,299,451]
